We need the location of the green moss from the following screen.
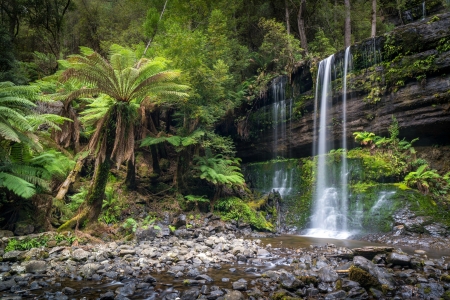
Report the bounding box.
[349,266,379,288]
[271,290,302,300]
[441,274,450,282]
[297,276,318,286]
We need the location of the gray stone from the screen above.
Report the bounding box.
[62,287,76,294]
[115,282,136,297]
[387,252,411,266]
[196,274,213,282]
[2,250,23,262]
[79,263,100,277]
[0,279,15,291]
[181,288,200,300]
[232,280,247,291]
[24,260,47,273]
[318,266,338,283]
[353,256,395,290]
[324,290,346,299]
[71,248,89,261]
[417,282,444,298]
[224,290,245,300]
[256,248,271,257]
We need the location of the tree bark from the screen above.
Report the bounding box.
[285,0,290,35]
[150,144,161,175]
[54,156,85,201]
[296,0,308,53]
[125,158,136,190]
[371,0,377,38]
[344,0,351,48]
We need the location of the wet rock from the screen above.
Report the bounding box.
[324,290,346,299]
[0,278,15,291]
[119,249,136,256]
[143,275,157,283]
[352,246,394,260]
[62,286,76,294]
[387,252,411,266]
[256,249,271,257]
[71,248,89,261]
[24,260,47,273]
[79,263,100,277]
[347,287,368,299]
[99,291,115,300]
[341,279,360,291]
[417,282,444,298]
[115,282,136,297]
[224,290,245,300]
[23,248,48,260]
[135,227,158,241]
[318,266,339,283]
[181,288,200,300]
[207,289,224,299]
[351,256,395,290]
[232,279,247,291]
[279,272,302,290]
[174,229,194,239]
[196,274,213,282]
[174,214,187,227]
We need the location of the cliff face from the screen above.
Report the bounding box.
[233,13,450,162]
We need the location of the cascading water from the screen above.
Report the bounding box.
[422,1,426,20]
[304,47,353,239]
[269,77,294,196]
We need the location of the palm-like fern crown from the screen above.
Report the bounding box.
[61,45,189,104]
[60,45,189,167]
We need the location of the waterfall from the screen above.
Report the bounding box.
[269,77,293,196]
[304,48,353,239]
[422,2,426,20]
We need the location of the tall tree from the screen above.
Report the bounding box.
[58,45,189,230]
[344,0,351,48]
[294,0,308,53]
[371,0,377,37]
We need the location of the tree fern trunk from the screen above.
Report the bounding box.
[150,144,161,175]
[125,158,136,190]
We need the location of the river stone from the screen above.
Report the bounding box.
[79,263,100,277]
[0,278,15,291]
[23,248,48,260]
[224,290,245,300]
[0,230,14,238]
[196,274,213,282]
[174,214,187,227]
[256,248,271,257]
[324,290,346,299]
[3,250,24,262]
[208,289,224,299]
[71,248,89,261]
[119,249,136,256]
[352,246,394,260]
[347,287,368,299]
[417,282,444,298]
[62,287,76,294]
[99,291,115,300]
[279,272,302,290]
[174,229,194,239]
[318,266,338,283]
[135,228,158,241]
[387,252,411,266]
[24,260,47,273]
[232,279,247,291]
[115,282,136,297]
[352,256,395,290]
[181,288,200,300]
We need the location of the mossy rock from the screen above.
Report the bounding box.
[349,266,379,288]
[271,289,302,300]
[441,274,450,283]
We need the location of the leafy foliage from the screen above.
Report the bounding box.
[194,154,245,188]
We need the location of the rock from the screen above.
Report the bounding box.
[387,252,411,266]
[347,287,368,299]
[2,250,24,262]
[224,290,245,300]
[352,246,394,260]
[0,230,14,238]
[181,288,200,300]
[99,291,115,300]
[232,279,247,291]
[23,248,48,260]
[207,289,224,299]
[279,272,302,290]
[14,223,34,235]
[79,263,100,277]
[351,256,395,290]
[196,274,213,282]
[143,275,157,283]
[174,214,187,227]
[71,248,89,261]
[0,279,15,291]
[115,282,136,297]
[174,229,194,239]
[62,287,76,294]
[317,266,338,283]
[256,248,271,257]
[324,290,346,299]
[417,282,444,299]
[119,249,136,256]
[24,260,47,273]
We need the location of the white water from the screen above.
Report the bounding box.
[422,2,426,20]
[269,77,293,197]
[370,191,396,213]
[305,48,353,239]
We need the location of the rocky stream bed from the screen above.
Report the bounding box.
[1,217,450,300]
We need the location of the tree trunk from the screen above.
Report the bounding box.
[344,0,351,48]
[125,158,136,190]
[285,0,290,35]
[54,156,85,201]
[150,144,161,175]
[371,0,377,38]
[297,0,308,53]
